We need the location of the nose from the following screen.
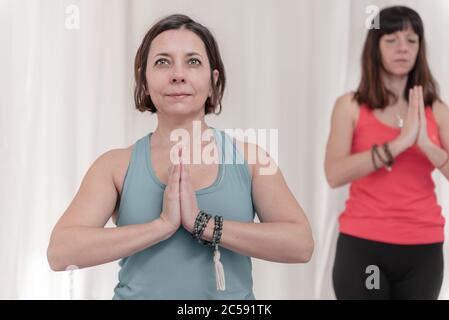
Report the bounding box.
[170,65,186,84]
[397,38,409,53]
[170,75,185,84]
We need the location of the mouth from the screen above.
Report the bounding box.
[393,59,409,63]
[166,93,193,99]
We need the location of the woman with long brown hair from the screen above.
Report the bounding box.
[325,6,449,299]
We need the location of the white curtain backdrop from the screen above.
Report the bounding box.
[1,0,448,299]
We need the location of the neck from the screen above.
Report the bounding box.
[381,71,409,106]
[152,112,211,148]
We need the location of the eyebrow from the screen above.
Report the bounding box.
[153,52,204,59]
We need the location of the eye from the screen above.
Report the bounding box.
[188,58,201,65]
[385,38,396,43]
[408,39,418,44]
[155,58,169,66]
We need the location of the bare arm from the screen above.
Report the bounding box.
[324,93,412,188]
[47,150,173,271]
[200,143,314,263]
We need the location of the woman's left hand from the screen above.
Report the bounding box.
[179,148,200,233]
[415,85,433,150]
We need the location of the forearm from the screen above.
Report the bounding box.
[200,220,313,263]
[47,218,173,271]
[420,142,449,180]
[327,138,407,188]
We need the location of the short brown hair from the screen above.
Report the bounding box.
[354,6,440,109]
[134,14,226,114]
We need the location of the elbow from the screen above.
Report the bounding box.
[325,172,343,189]
[327,179,340,189]
[47,246,64,272]
[47,231,64,271]
[296,237,314,263]
[47,250,62,271]
[325,164,345,189]
[47,242,71,272]
[47,228,76,272]
[288,229,314,263]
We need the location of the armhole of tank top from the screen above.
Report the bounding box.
[116,141,138,225]
[227,134,253,188]
[353,103,365,131]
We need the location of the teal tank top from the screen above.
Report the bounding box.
[113,128,256,299]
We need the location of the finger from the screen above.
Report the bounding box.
[174,143,182,164]
[180,161,188,185]
[168,164,180,189]
[180,163,194,195]
[167,165,174,181]
[165,165,174,192]
[178,144,183,163]
[419,86,427,127]
[172,164,180,190]
[185,166,194,194]
[419,86,425,109]
[408,87,416,120]
[413,86,419,116]
[419,86,425,117]
[408,88,413,116]
[179,159,186,182]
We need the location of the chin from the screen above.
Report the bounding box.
[164,103,201,116]
[385,67,413,78]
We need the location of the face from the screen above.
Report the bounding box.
[379,26,419,77]
[145,28,219,118]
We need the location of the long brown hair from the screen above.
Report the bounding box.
[354,6,440,109]
[134,14,226,114]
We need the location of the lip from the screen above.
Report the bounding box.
[166,93,192,99]
[393,59,409,63]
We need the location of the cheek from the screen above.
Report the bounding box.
[379,47,391,67]
[411,46,419,60]
[193,72,212,94]
[146,70,166,95]
[380,45,391,60]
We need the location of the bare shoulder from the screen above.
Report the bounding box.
[102,145,133,225]
[432,100,449,129]
[108,145,134,195]
[233,138,279,180]
[88,146,134,195]
[333,91,360,129]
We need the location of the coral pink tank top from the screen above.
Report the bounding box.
[339,104,445,244]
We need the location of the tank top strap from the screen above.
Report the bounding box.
[355,103,372,128]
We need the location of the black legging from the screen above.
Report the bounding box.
[333,233,444,300]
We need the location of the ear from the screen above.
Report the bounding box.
[209,69,219,97]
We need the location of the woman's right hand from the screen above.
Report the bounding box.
[159,164,181,235]
[397,87,420,149]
